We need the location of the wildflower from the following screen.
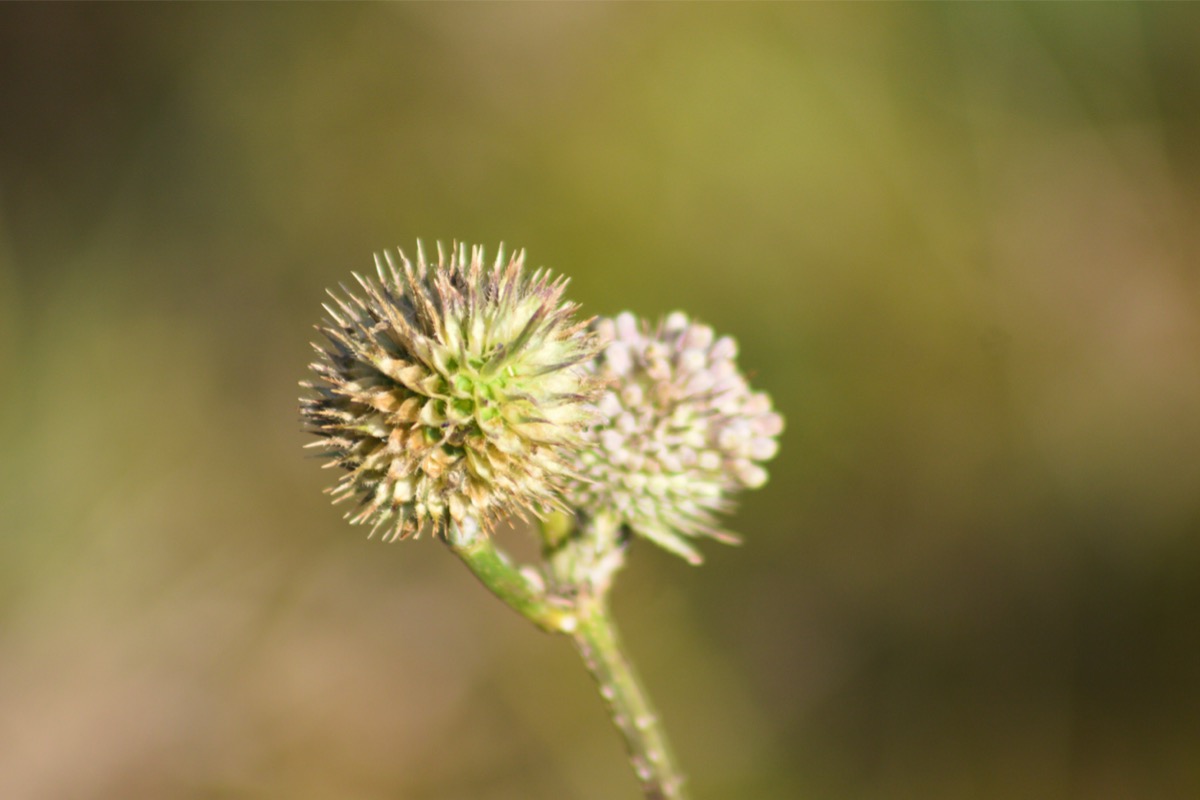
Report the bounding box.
[302,242,599,541]
[567,311,783,563]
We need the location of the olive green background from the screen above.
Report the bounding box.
[2,4,1198,799]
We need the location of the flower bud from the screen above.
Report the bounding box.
[566,312,783,563]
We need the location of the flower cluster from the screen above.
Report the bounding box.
[301,243,600,541]
[302,244,782,564]
[564,312,784,563]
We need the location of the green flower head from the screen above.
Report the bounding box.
[566,311,784,564]
[302,242,600,541]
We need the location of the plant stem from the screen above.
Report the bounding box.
[450,516,689,799]
[446,530,576,634]
[572,594,690,800]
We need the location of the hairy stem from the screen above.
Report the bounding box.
[572,594,690,800]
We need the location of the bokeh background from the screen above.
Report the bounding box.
[2,4,1199,799]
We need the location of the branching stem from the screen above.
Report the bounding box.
[447,516,689,799]
[446,528,576,634]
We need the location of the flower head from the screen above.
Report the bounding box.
[566,311,784,564]
[302,242,600,541]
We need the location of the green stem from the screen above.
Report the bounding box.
[451,515,689,799]
[446,531,575,634]
[572,595,690,800]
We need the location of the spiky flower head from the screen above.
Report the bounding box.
[302,242,600,542]
[565,311,784,564]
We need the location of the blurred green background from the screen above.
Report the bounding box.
[2,4,1199,799]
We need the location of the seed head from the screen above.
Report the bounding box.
[566,311,784,564]
[302,242,600,541]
